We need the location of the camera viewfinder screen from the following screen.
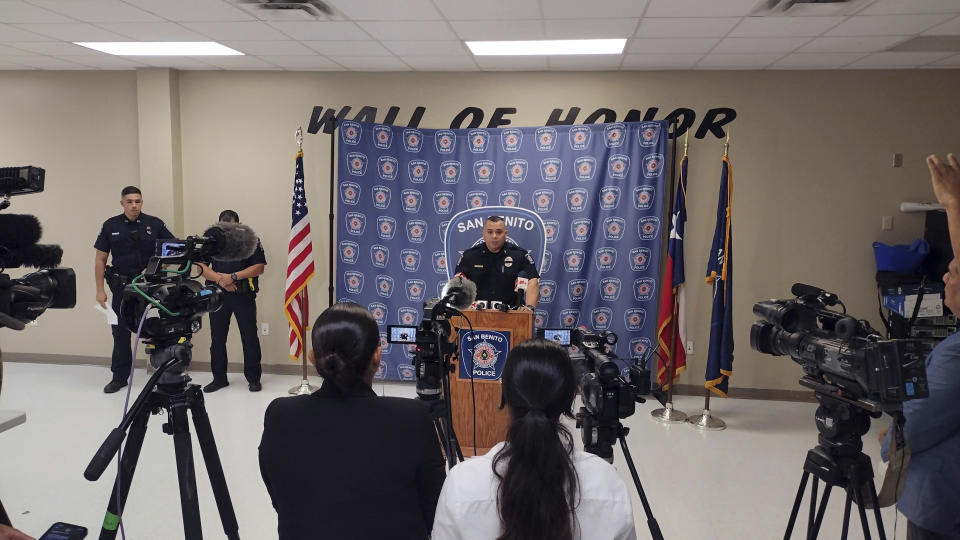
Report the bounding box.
[543,329,571,346]
[388,325,417,344]
[158,241,186,257]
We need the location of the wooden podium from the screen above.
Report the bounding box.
[448,309,533,456]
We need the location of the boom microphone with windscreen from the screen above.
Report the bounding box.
[439,274,477,311]
[200,222,259,261]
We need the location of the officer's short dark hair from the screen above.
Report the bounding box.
[219,209,240,223]
[121,186,141,198]
[486,215,505,225]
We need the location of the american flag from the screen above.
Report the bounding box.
[284,150,315,361]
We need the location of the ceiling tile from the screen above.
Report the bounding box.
[67,54,147,69]
[859,0,960,16]
[122,0,254,22]
[542,0,648,19]
[404,56,479,70]
[12,23,129,41]
[381,40,469,57]
[621,53,702,69]
[6,41,103,55]
[696,53,783,69]
[770,52,865,68]
[645,0,764,18]
[136,56,220,69]
[798,35,909,52]
[328,56,410,70]
[179,21,290,40]
[27,0,163,23]
[627,37,718,54]
[222,40,317,55]
[450,20,545,41]
[931,53,960,66]
[474,55,548,70]
[0,1,75,23]
[195,55,281,69]
[304,40,391,55]
[826,14,953,36]
[547,55,623,69]
[96,22,209,41]
[0,42,30,54]
[325,0,442,21]
[0,58,32,68]
[4,54,89,69]
[634,17,741,38]
[543,18,639,39]
[433,0,540,20]
[0,23,50,41]
[268,21,370,40]
[257,54,344,69]
[712,37,811,54]
[357,21,457,41]
[849,50,954,67]
[924,15,960,36]
[729,16,845,37]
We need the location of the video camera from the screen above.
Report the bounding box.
[538,327,652,461]
[387,320,454,399]
[0,166,76,331]
[750,283,929,413]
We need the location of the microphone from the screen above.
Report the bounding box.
[0,244,63,269]
[0,214,42,249]
[201,222,259,261]
[791,283,839,306]
[513,271,529,309]
[439,274,477,311]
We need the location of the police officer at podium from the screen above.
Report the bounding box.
[453,215,540,310]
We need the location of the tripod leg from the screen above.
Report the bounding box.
[853,487,872,540]
[807,477,819,540]
[98,404,151,540]
[618,433,663,540]
[169,399,204,540]
[785,472,809,540]
[189,391,240,540]
[841,489,853,540]
[809,484,832,540]
[868,478,887,540]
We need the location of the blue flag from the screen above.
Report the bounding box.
[705,156,733,396]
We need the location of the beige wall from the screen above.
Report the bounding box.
[2,69,958,391]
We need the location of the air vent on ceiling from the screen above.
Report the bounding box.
[234,0,335,19]
[752,0,871,16]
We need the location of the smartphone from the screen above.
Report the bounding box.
[39,522,88,540]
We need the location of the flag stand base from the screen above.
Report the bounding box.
[687,408,726,431]
[650,402,688,424]
[288,379,317,395]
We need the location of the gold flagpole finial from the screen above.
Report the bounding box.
[723,127,730,158]
[295,126,303,151]
[683,129,689,157]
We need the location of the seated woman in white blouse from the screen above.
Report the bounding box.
[432,338,637,540]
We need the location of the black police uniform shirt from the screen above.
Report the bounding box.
[454,244,540,304]
[94,213,174,276]
[208,240,267,294]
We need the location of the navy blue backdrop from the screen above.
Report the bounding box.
[335,120,668,381]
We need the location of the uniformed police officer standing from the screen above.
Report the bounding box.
[453,215,540,309]
[197,210,266,393]
[94,186,174,393]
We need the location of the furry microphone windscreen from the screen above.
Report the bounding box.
[202,222,258,261]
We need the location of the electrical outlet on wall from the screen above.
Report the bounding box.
[892,153,903,168]
[261,323,269,336]
[686,340,694,354]
[882,215,893,231]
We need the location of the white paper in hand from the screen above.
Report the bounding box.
[94,303,118,325]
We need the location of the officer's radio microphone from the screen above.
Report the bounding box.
[200,222,259,261]
[513,271,530,309]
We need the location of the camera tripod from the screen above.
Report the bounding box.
[414,325,464,469]
[784,392,886,540]
[85,342,240,540]
[578,410,664,540]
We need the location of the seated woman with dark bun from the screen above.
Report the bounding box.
[259,302,445,540]
[432,338,636,540]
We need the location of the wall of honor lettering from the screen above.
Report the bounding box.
[336,121,668,381]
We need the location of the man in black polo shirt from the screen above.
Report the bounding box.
[197,210,266,393]
[453,215,540,309]
[94,186,174,393]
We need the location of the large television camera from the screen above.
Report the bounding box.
[538,327,652,461]
[0,166,76,331]
[750,283,929,413]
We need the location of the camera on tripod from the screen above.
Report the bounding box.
[0,166,76,331]
[537,327,653,460]
[387,319,454,400]
[750,283,929,412]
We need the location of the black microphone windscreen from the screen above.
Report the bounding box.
[791,283,823,298]
[0,244,62,268]
[0,214,42,249]
[203,222,258,261]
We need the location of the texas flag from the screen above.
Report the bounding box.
[655,154,688,389]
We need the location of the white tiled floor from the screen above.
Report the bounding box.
[0,362,909,539]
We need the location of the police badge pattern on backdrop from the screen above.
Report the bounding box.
[336,121,668,382]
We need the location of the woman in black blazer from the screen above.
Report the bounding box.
[259,302,445,539]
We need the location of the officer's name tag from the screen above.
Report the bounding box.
[474,265,483,268]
